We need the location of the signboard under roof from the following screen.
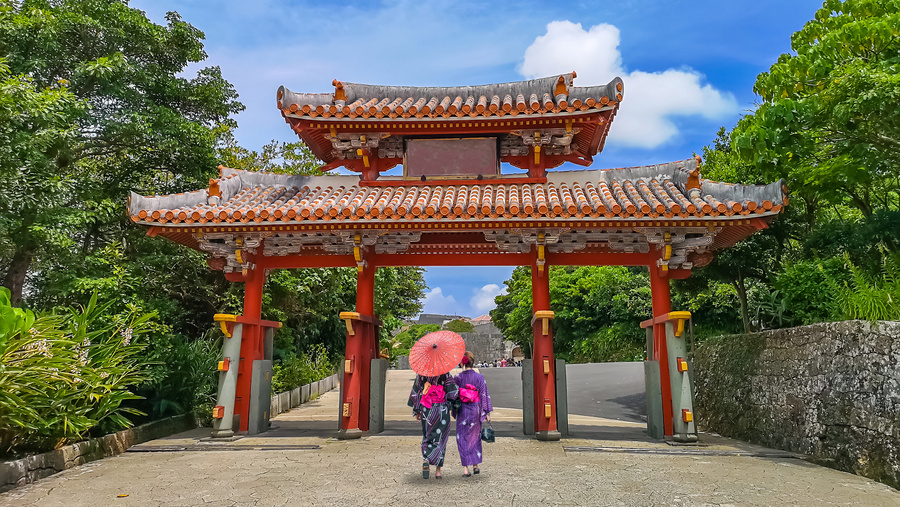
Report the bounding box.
[404,138,499,179]
[277,73,624,182]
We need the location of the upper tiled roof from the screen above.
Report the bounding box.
[128,158,786,227]
[277,73,623,120]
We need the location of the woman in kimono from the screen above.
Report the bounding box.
[453,351,493,477]
[408,372,458,479]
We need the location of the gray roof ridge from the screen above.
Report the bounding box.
[278,74,624,107]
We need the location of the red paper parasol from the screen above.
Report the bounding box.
[409,330,466,376]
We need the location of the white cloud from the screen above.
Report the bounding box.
[421,287,462,315]
[520,21,738,149]
[470,284,506,314]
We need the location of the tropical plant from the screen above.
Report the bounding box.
[0,288,155,457]
[773,257,848,325]
[832,252,900,321]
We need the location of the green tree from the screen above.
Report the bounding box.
[492,266,653,362]
[390,324,441,358]
[0,0,243,305]
[218,138,322,175]
[491,267,534,357]
[263,267,427,359]
[732,0,900,227]
[0,58,84,305]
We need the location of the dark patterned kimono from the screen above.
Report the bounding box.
[452,369,493,467]
[408,373,458,466]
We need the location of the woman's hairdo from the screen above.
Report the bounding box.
[463,350,475,366]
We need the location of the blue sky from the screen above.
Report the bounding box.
[132,0,822,317]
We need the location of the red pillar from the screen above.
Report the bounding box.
[649,267,674,437]
[531,262,558,435]
[236,266,266,432]
[341,260,375,434]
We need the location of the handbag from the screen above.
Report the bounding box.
[480,422,495,443]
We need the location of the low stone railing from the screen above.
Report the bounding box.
[269,373,339,417]
[0,414,196,493]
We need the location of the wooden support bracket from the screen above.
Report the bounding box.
[536,232,547,275]
[639,310,692,337]
[531,310,555,336]
[213,313,237,337]
[339,311,361,336]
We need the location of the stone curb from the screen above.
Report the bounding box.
[0,413,196,494]
[269,373,339,418]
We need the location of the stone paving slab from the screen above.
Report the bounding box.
[2,370,897,506]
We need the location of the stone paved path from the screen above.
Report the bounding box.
[1,370,897,506]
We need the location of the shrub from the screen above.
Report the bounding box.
[271,344,335,393]
[392,324,440,350]
[444,319,474,333]
[0,289,154,458]
[773,257,847,325]
[137,332,220,425]
[572,322,645,363]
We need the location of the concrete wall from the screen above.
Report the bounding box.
[0,414,196,493]
[693,320,900,489]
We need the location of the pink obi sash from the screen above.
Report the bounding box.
[459,384,480,403]
[420,384,446,409]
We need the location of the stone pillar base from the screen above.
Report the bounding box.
[536,430,561,441]
[201,433,243,442]
[336,428,364,440]
[671,433,699,444]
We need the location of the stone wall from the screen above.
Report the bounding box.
[461,331,517,363]
[693,320,900,489]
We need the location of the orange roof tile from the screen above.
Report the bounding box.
[128,158,786,227]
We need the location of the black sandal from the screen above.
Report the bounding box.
[473,465,480,475]
[422,462,429,479]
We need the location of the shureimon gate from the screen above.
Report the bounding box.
[129,73,786,442]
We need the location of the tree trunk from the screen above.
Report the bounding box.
[2,247,33,307]
[734,269,751,334]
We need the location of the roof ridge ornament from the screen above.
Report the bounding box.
[333,79,347,102]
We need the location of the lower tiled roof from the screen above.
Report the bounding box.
[128,158,785,227]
